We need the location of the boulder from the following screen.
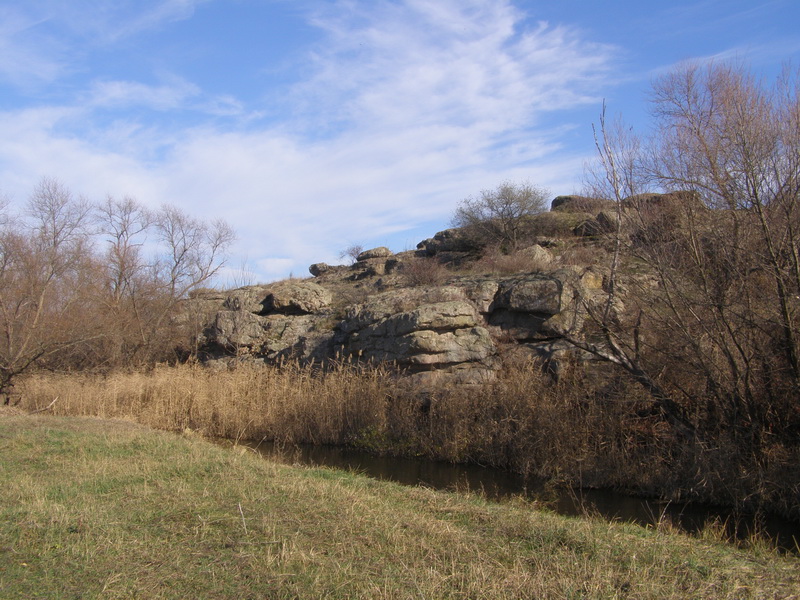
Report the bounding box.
[551,196,614,214]
[208,310,269,349]
[492,276,564,315]
[358,301,481,339]
[357,247,393,261]
[309,262,330,277]
[204,310,334,361]
[461,279,500,314]
[348,326,496,368]
[596,210,620,233]
[350,258,387,280]
[518,243,553,266]
[262,281,332,314]
[573,218,603,237]
[416,229,476,256]
[223,285,273,314]
[485,272,587,340]
[345,300,496,369]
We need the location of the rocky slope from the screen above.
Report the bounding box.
[195,194,626,383]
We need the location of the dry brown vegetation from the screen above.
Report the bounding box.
[0,180,233,404]
[18,358,800,521]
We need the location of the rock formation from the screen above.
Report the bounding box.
[197,195,670,383]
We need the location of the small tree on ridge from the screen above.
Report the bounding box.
[452,181,549,253]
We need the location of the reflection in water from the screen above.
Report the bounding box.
[237,439,800,553]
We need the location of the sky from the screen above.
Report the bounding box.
[0,0,798,284]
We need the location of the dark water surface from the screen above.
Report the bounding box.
[236,439,800,553]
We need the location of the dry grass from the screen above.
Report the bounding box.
[16,361,672,493]
[400,256,451,286]
[469,248,553,275]
[2,412,798,599]
[18,361,390,446]
[17,360,800,521]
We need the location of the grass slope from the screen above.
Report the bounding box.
[1,412,798,599]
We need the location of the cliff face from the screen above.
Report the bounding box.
[197,196,618,382]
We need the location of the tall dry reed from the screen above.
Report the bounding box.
[18,359,800,519]
[19,361,390,445]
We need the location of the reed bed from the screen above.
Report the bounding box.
[19,361,390,445]
[18,360,800,521]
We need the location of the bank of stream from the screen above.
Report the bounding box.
[234,439,800,553]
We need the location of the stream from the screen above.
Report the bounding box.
[236,439,800,553]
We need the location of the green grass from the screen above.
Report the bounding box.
[1,412,798,599]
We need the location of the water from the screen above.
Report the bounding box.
[236,439,800,553]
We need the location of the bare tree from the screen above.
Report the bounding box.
[452,181,549,252]
[568,61,800,446]
[567,109,697,439]
[642,62,800,436]
[0,178,95,403]
[94,198,235,365]
[338,244,364,265]
[0,180,237,400]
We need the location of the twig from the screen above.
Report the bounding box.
[30,396,59,414]
[238,502,248,535]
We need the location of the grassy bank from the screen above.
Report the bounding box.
[2,411,798,599]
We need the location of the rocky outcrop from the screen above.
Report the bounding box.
[416,229,477,256]
[262,281,332,314]
[345,300,496,368]
[199,264,604,382]
[196,194,653,383]
[357,247,393,261]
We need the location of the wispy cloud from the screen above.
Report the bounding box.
[50,0,211,43]
[0,0,619,281]
[87,77,201,111]
[92,0,212,42]
[297,0,614,135]
[0,6,66,87]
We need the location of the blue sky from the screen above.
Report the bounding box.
[1,0,798,283]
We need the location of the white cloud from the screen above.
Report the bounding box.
[87,78,201,111]
[0,0,618,282]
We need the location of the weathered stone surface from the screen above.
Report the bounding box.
[357,247,393,261]
[209,310,268,349]
[345,300,496,368]
[518,243,553,265]
[403,327,495,365]
[416,228,476,256]
[596,210,620,233]
[204,309,333,361]
[348,325,496,367]
[223,285,272,314]
[309,262,330,277]
[340,288,468,333]
[262,281,332,314]
[492,276,564,315]
[353,301,480,340]
[573,218,603,237]
[461,279,500,314]
[350,258,386,279]
[551,195,615,215]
